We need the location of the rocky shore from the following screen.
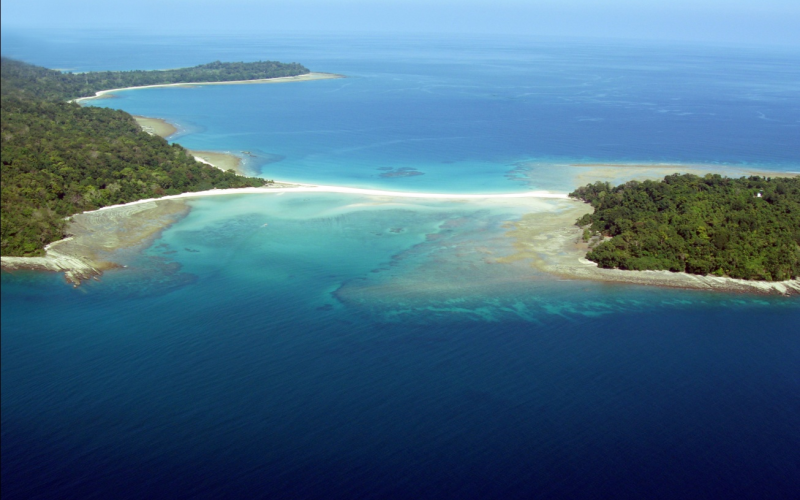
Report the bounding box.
[1,200,189,286]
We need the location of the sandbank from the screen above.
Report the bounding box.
[190,150,248,176]
[130,116,248,175]
[4,183,798,295]
[74,72,344,103]
[133,115,178,138]
[88,186,568,213]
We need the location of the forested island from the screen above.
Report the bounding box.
[0,58,301,257]
[1,58,310,101]
[570,174,800,281]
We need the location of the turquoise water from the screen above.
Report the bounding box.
[2,31,800,499]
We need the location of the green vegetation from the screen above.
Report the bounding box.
[1,57,310,101]
[2,58,280,257]
[570,174,800,281]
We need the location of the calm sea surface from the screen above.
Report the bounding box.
[2,30,799,499]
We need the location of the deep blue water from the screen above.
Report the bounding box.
[2,30,800,499]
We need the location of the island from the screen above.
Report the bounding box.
[570,174,800,281]
[1,58,326,101]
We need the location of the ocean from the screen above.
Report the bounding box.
[2,30,799,499]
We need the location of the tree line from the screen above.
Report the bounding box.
[570,173,800,281]
[1,57,310,101]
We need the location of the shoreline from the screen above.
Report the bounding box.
[501,201,800,297]
[132,116,252,176]
[133,115,178,138]
[88,186,570,214]
[190,150,248,176]
[3,181,798,295]
[1,200,190,286]
[73,72,344,103]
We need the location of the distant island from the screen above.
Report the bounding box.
[1,58,312,101]
[0,57,325,257]
[570,174,800,281]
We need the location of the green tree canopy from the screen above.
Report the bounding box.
[570,174,800,281]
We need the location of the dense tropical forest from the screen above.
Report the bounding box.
[1,57,310,101]
[570,174,800,281]
[1,58,280,257]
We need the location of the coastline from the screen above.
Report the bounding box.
[12,65,800,294]
[133,115,178,138]
[74,72,344,103]
[132,116,251,175]
[3,180,798,295]
[190,150,248,176]
[0,186,567,285]
[1,200,190,286]
[512,161,799,191]
[500,200,800,297]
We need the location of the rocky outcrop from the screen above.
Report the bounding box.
[1,200,189,286]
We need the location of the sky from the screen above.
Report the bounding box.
[2,0,799,46]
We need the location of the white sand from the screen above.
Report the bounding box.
[91,185,569,214]
[74,72,342,103]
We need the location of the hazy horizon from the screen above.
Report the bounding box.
[2,0,799,48]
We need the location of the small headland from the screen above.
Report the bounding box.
[500,169,800,296]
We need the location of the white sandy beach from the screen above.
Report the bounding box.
[73,72,343,103]
[91,185,570,214]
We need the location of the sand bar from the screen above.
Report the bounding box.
[88,186,568,214]
[190,150,248,175]
[4,185,798,295]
